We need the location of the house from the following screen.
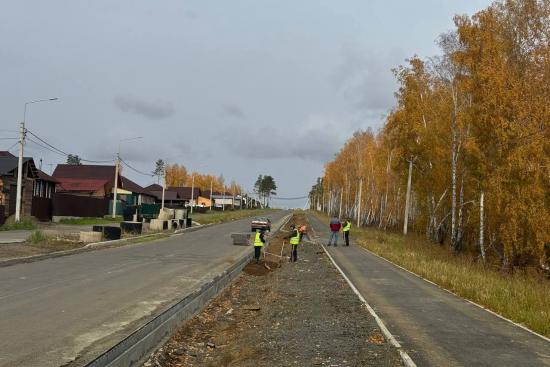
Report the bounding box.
[202,190,238,208]
[31,169,58,221]
[51,164,123,218]
[121,176,156,205]
[168,186,202,206]
[52,164,120,198]
[0,153,38,221]
[143,184,184,207]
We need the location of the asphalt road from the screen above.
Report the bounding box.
[308,214,550,367]
[0,211,288,367]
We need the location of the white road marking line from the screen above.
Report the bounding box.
[320,243,417,367]
[357,245,550,344]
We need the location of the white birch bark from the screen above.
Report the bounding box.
[403,159,413,235]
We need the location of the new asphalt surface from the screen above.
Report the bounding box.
[308,214,550,367]
[0,210,288,367]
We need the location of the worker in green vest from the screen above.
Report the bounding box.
[342,219,352,246]
[287,224,301,262]
[253,229,266,264]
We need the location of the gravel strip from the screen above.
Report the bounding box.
[145,217,402,367]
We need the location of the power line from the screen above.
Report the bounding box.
[5,141,19,152]
[119,157,154,177]
[271,195,309,200]
[26,129,114,163]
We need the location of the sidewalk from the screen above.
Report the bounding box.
[307,214,550,367]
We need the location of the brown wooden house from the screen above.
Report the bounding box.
[0,153,38,222]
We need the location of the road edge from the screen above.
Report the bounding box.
[82,212,293,367]
[320,243,417,367]
[306,213,416,367]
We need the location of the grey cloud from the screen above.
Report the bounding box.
[219,116,345,162]
[221,105,247,119]
[114,95,175,120]
[332,45,404,113]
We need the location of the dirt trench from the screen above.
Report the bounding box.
[144,213,402,367]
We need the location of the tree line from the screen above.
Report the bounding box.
[153,159,243,195]
[311,0,550,270]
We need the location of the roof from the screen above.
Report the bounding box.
[168,186,202,200]
[57,178,108,192]
[0,151,15,157]
[148,190,181,201]
[53,164,116,180]
[121,176,144,194]
[144,183,163,192]
[0,156,37,177]
[36,169,59,183]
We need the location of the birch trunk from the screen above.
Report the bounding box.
[479,191,486,262]
[357,178,363,227]
[403,159,413,235]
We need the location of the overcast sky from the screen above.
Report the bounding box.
[0,1,493,207]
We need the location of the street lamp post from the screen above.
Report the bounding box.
[112,136,142,218]
[15,98,58,222]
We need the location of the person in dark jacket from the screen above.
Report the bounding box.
[328,217,341,246]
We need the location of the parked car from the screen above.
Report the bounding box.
[251,217,271,232]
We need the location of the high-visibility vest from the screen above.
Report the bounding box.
[343,221,351,232]
[254,231,264,247]
[290,229,300,245]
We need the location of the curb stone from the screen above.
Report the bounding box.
[84,211,292,367]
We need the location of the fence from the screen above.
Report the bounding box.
[31,197,53,221]
[53,193,109,218]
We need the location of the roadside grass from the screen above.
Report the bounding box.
[58,216,123,225]
[0,217,37,231]
[311,211,550,338]
[26,230,83,252]
[192,209,274,225]
[28,230,46,244]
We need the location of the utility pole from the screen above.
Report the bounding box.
[161,165,166,209]
[209,179,213,211]
[15,122,26,222]
[112,136,142,218]
[222,186,226,211]
[16,97,58,222]
[112,153,120,218]
[190,173,195,214]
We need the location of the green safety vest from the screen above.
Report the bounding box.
[290,229,300,245]
[343,221,351,232]
[254,231,264,247]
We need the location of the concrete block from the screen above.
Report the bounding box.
[80,231,103,243]
[231,233,251,246]
[150,219,168,231]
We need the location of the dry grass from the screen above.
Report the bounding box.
[312,211,550,338]
[192,209,274,225]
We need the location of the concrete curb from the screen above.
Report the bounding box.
[0,224,214,268]
[84,211,292,367]
[307,215,416,367]
[84,249,253,367]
